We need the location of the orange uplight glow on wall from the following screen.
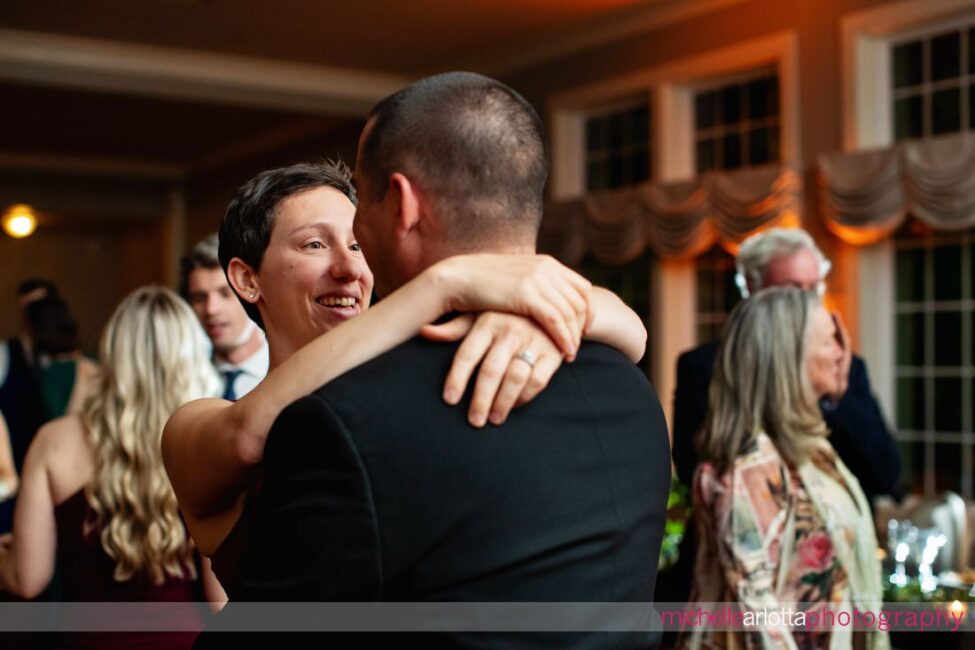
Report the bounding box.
[2,204,37,239]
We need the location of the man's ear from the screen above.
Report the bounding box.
[386,172,422,240]
[226,258,260,305]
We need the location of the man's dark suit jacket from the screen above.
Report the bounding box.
[672,340,900,503]
[228,338,671,648]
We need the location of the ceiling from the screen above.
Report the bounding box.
[2,81,334,168]
[1,0,653,75]
[0,0,713,186]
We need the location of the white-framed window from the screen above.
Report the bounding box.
[891,18,975,498]
[694,71,780,173]
[844,0,975,497]
[549,31,799,416]
[584,100,651,191]
[549,31,799,191]
[578,250,655,372]
[891,20,974,140]
[579,98,654,371]
[695,246,741,343]
[689,68,780,339]
[893,226,975,498]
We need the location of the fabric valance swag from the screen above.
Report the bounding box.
[540,164,802,265]
[818,132,975,245]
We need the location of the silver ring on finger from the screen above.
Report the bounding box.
[515,349,537,369]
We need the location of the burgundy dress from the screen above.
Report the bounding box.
[51,490,209,650]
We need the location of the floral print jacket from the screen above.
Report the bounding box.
[679,433,889,650]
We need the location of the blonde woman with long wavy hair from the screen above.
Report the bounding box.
[681,287,888,650]
[0,286,225,649]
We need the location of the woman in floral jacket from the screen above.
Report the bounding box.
[680,287,888,650]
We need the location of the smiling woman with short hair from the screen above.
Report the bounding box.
[161,160,648,594]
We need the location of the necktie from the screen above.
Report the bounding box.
[222,369,244,402]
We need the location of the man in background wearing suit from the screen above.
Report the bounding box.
[233,72,671,648]
[662,227,900,606]
[180,234,268,401]
[672,227,899,501]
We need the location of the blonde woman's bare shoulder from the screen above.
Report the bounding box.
[30,416,89,462]
[65,359,101,416]
[76,358,101,382]
[23,415,94,502]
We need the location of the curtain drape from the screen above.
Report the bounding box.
[540,163,802,265]
[818,132,975,245]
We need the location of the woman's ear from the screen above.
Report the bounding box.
[226,258,260,305]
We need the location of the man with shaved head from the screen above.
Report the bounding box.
[225,72,670,648]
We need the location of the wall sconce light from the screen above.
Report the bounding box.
[2,204,38,239]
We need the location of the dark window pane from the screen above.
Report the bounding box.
[972,380,975,432]
[723,132,742,170]
[692,76,784,168]
[696,138,716,173]
[585,117,604,152]
[697,270,715,313]
[697,323,718,344]
[932,87,962,135]
[897,312,926,366]
[586,160,606,191]
[934,311,962,367]
[696,91,717,130]
[748,127,774,165]
[893,40,923,88]
[720,85,742,125]
[933,244,961,300]
[970,84,975,130]
[746,76,778,120]
[579,252,651,313]
[630,149,650,185]
[766,126,780,163]
[931,31,961,82]
[608,154,624,188]
[723,270,740,312]
[621,152,634,186]
[934,377,962,432]
[897,376,925,430]
[631,105,649,143]
[767,76,780,116]
[608,112,625,148]
[620,111,634,147]
[585,102,650,191]
[896,248,925,302]
[970,28,975,77]
[894,95,924,140]
[578,251,652,368]
[934,442,963,493]
[897,439,925,494]
[970,309,975,366]
[970,27,975,75]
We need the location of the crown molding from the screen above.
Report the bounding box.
[0,28,413,116]
[460,0,754,77]
[0,151,184,180]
